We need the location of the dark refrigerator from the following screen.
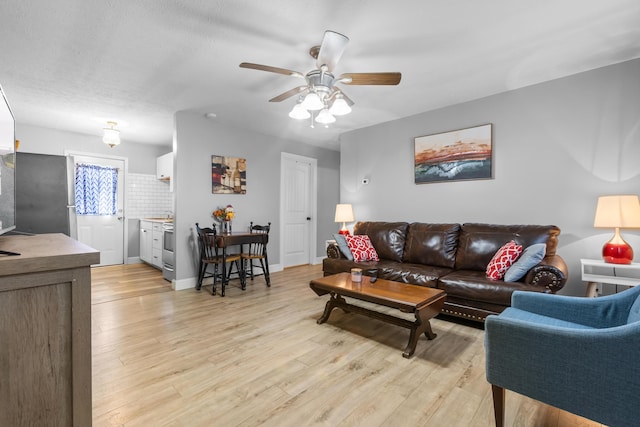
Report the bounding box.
[15,152,70,235]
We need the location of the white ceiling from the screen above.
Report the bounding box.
[1,0,639,150]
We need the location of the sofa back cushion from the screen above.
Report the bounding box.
[354,221,409,262]
[455,223,561,271]
[403,223,460,268]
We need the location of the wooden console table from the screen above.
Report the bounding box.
[0,233,99,426]
[310,273,446,358]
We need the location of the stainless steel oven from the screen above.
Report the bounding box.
[162,222,175,281]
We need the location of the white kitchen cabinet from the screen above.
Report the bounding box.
[156,152,172,180]
[140,220,164,269]
[151,222,163,268]
[140,220,153,264]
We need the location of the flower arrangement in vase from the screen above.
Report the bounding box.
[213,205,235,233]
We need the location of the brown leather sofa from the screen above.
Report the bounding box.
[323,222,568,322]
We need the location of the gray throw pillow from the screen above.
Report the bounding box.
[333,233,354,260]
[504,243,546,282]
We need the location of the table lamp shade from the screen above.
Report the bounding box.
[594,195,640,264]
[334,204,354,235]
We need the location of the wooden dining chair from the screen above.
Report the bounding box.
[195,223,243,296]
[241,222,271,287]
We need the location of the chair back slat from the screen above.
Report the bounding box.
[196,222,219,259]
[249,222,270,256]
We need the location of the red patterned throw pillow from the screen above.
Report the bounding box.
[345,235,380,262]
[486,240,523,280]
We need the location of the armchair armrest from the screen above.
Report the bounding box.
[511,285,640,328]
[524,254,568,292]
[485,314,640,427]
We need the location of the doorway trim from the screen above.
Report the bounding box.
[279,152,318,269]
[65,150,129,264]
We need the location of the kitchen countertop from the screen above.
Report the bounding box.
[142,218,173,223]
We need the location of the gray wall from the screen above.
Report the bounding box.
[16,123,171,174]
[339,58,640,296]
[173,111,340,283]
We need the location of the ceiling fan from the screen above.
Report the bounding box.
[239,30,401,125]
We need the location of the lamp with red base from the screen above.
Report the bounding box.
[334,204,354,236]
[593,195,640,265]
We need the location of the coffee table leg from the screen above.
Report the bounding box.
[317,294,348,324]
[403,307,437,358]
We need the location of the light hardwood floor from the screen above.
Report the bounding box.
[91,264,604,427]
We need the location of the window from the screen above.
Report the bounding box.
[74,163,118,215]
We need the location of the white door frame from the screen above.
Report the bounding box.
[65,150,129,263]
[279,152,317,268]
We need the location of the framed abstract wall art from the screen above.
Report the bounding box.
[414,123,493,184]
[212,155,246,194]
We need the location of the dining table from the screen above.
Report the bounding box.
[216,231,269,296]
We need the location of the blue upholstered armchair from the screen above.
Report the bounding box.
[485,285,640,427]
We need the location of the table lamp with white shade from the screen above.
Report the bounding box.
[334,204,354,236]
[593,194,640,264]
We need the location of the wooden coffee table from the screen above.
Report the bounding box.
[309,272,446,358]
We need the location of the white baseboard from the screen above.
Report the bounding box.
[173,277,196,291]
[172,263,282,291]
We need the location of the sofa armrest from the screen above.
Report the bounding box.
[326,243,344,259]
[523,254,568,293]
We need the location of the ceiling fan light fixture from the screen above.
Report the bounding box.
[301,92,324,111]
[103,121,121,147]
[329,95,351,116]
[315,108,336,124]
[289,102,310,120]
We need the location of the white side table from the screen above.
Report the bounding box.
[580,258,640,297]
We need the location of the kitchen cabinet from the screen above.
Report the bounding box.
[140,219,163,269]
[151,222,163,268]
[156,152,172,180]
[140,220,153,265]
[0,233,99,426]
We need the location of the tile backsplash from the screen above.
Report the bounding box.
[127,173,173,219]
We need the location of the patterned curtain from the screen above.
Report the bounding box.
[75,163,118,215]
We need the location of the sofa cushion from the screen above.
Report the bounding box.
[353,222,409,262]
[456,223,559,271]
[377,262,452,288]
[333,233,354,260]
[345,235,380,262]
[403,223,460,268]
[322,257,380,277]
[486,240,523,280]
[504,243,546,282]
[438,270,548,306]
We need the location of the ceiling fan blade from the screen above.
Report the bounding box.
[338,72,402,85]
[316,30,349,71]
[269,86,308,102]
[239,62,304,78]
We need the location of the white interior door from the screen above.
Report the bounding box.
[68,154,125,266]
[281,153,317,268]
